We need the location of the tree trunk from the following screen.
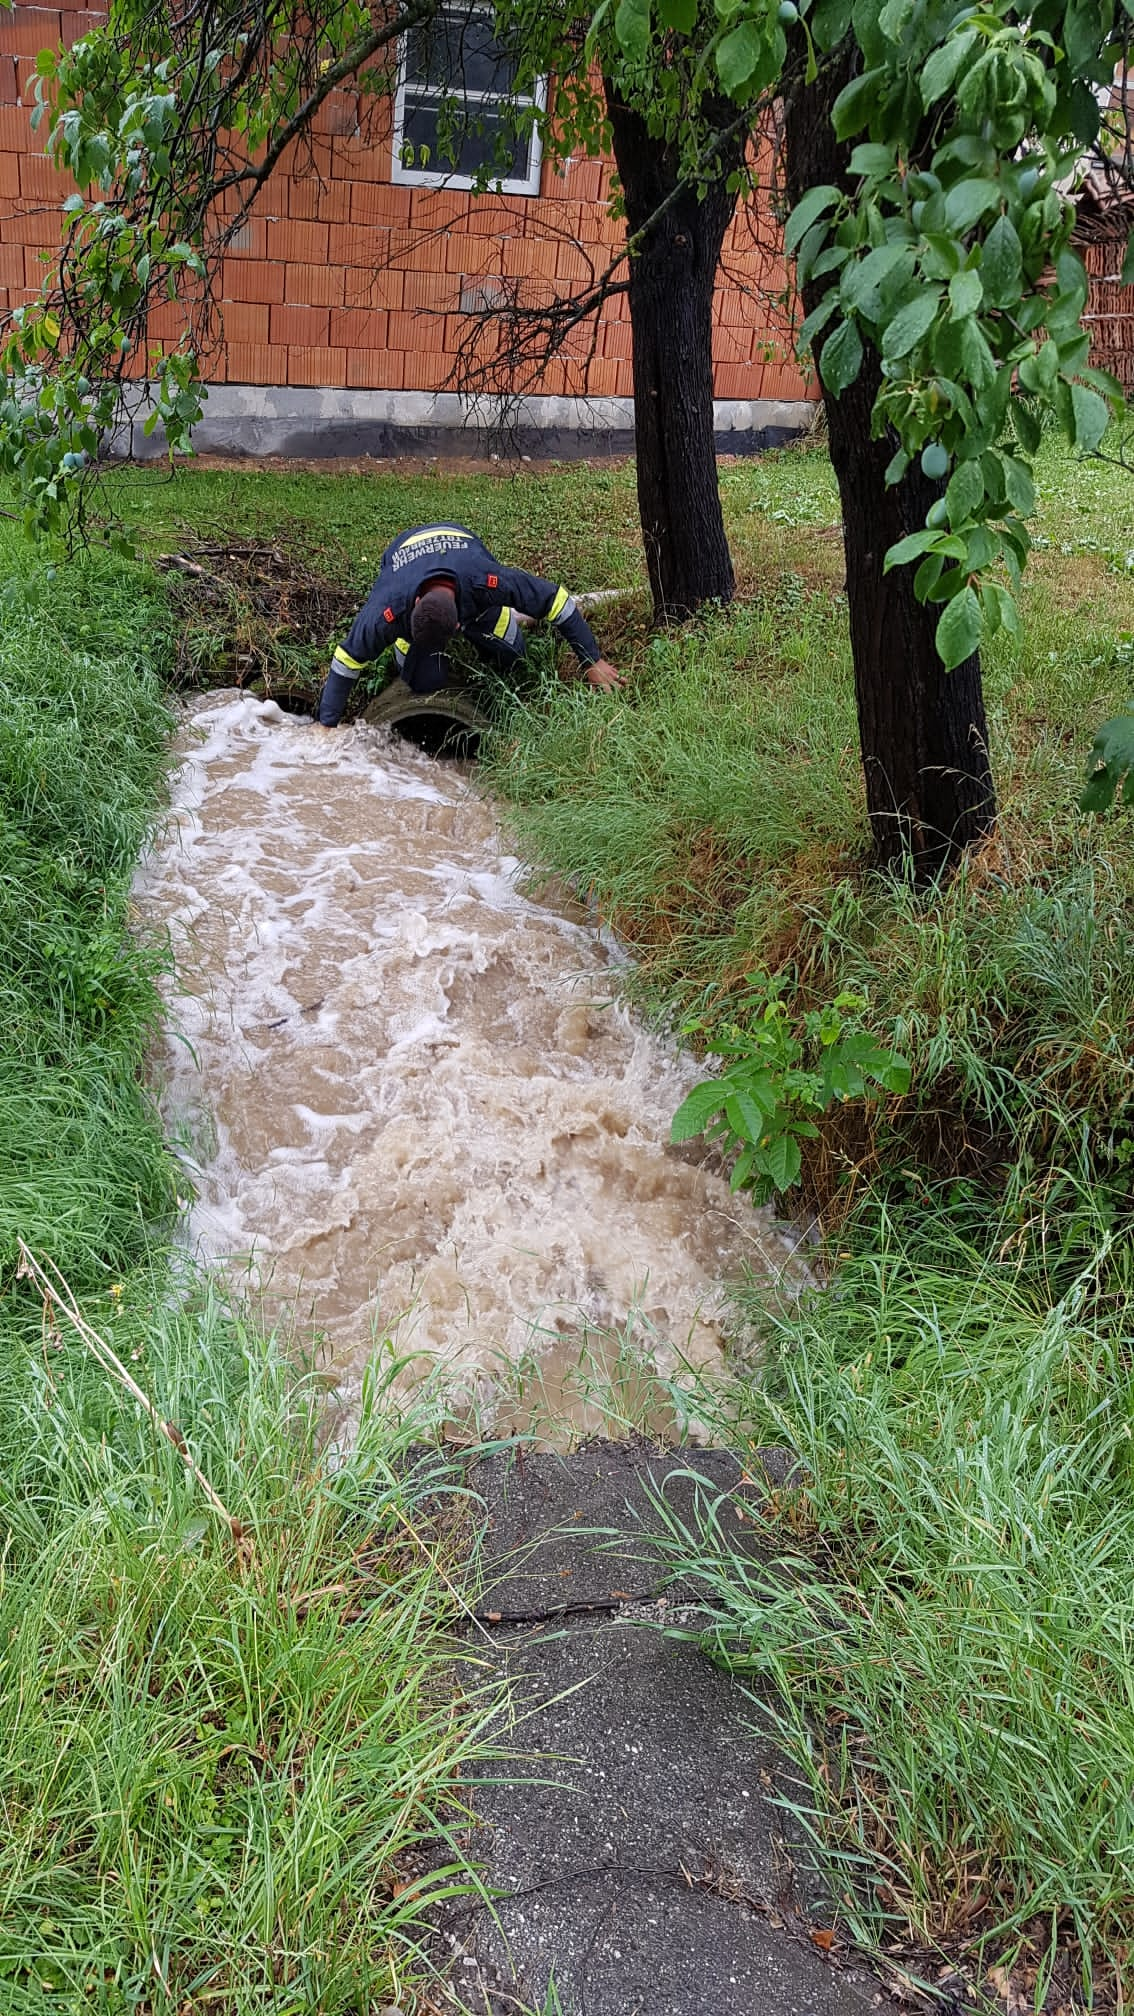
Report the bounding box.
[784,52,997,877]
[604,80,744,621]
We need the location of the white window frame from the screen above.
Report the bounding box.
[391,3,547,196]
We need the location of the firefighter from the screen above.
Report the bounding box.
[314,521,624,728]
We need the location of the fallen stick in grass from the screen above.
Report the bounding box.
[16,1239,248,1549]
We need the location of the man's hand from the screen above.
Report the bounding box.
[584,659,625,690]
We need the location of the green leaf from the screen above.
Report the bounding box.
[819,317,863,395]
[614,0,651,59]
[1080,706,1134,814]
[884,527,946,570]
[759,1129,803,1193]
[831,1031,911,1095]
[1079,363,1126,402]
[981,212,1022,308]
[882,289,940,358]
[948,267,982,319]
[878,0,914,41]
[945,458,984,522]
[1011,398,1042,454]
[935,584,982,669]
[811,0,852,47]
[999,453,1035,516]
[1055,330,1091,374]
[784,182,839,255]
[944,179,1002,234]
[831,67,886,141]
[920,30,977,107]
[848,142,896,177]
[1062,0,1102,70]
[670,1080,725,1143]
[959,315,996,390]
[1068,76,1102,146]
[810,244,851,279]
[1055,248,1089,316]
[841,240,911,316]
[798,294,839,351]
[725,1090,772,1144]
[796,219,835,285]
[716,19,765,92]
[914,551,946,600]
[821,1055,859,1101]
[874,1052,911,1094]
[1018,336,1058,394]
[657,0,696,27]
[1069,380,1110,453]
[923,231,962,277]
[985,581,1020,638]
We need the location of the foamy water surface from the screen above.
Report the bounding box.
[137,691,794,1431]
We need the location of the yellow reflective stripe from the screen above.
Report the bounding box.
[395,637,411,656]
[333,646,367,672]
[548,585,570,622]
[492,606,512,639]
[398,526,469,547]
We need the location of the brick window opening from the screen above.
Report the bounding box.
[391,3,546,197]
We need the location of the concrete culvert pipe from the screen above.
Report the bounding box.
[361,677,491,759]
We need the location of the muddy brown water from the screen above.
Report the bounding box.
[137,692,798,1439]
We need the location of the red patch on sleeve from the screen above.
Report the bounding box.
[383,606,394,622]
[486,574,498,590]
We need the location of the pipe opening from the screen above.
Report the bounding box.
[362,679,490,761]
[388,711,483,760]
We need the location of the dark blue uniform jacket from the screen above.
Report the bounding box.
[330,523,600,696]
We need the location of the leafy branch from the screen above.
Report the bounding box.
[610,0,1133,669]
[0,0,444,541]
[671,974,910,1203]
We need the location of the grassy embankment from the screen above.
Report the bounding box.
[0,528,493,2013]
[492,441,1134,2006]
[123,440,1134,2003]
[482,442,1134,2004]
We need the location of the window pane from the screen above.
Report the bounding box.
[401,96,533,183]
[404,10,519,97]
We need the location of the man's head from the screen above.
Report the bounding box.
[411,582,460,653]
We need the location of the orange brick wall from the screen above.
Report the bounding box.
[0,1,810,404]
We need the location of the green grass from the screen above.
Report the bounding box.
[482,594,863,1000]
[0,526,493,2011]
[110,455,646,601]
[648,1216,1134,2002]
[0,1297,494,2013]
[481,436,1134,1007]
[0,546,179,1281]
[10,432,1133,2000]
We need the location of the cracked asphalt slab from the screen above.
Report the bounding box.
[431,1442,894,2016]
